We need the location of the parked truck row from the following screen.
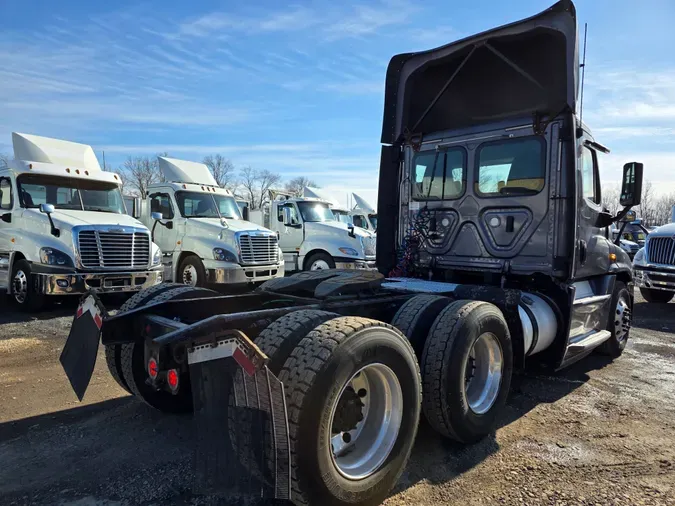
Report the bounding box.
[60,2,650,505]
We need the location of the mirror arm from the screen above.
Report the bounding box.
[46,213,60,237]
[613,220,629,246]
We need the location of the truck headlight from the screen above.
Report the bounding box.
[152,246,162,266]
[633,247,646,266]
[213,248,238,263]
[39,248,74,267]
[339,247,359,256]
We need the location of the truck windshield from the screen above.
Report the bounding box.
[175,191,242,219]
[368,214,378,230]
[16,174,125,213]
[297,201,334,222]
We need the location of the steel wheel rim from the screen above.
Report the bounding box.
[328,362,403,480]
[464,332,503,415]
[13,270,28,304]
[311,259,331,270]
[182,265,198,286]
[615,295,631,342]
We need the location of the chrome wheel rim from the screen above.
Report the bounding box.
[13,270,28,304]
[615,296,631,342]
[182,265,198,286]
[311,259,331,270]
[328,363,403,480]
[464,332,503,415]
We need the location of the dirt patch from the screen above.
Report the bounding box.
[0,293,674,505]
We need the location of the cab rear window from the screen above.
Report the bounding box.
[412,148,466,201]
[476,138,545,196]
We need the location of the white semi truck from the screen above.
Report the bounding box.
[248,190,376,271]
[350,193,378,233]
[127,157,284,287]
[0,133,163,310]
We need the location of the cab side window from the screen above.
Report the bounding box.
[277,203,299,225]
[352,215,366,228]
[150,193,174,219]
[0,178,12,210]
[581,146,601,205]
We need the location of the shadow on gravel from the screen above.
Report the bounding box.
[0,294,127,325]
[394,353,614,493]
[631,300,675,332]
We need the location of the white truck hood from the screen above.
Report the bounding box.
[305,220,375,238]
[188,218,275,235]
[47,209,146,228]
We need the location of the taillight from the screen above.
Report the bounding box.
[167,369,179,392]
[148,358,158,380]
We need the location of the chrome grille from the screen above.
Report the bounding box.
[647,237,675,266]
[77,230,150,269]
[238,234,278,265]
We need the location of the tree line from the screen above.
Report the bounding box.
[602,180,675,227]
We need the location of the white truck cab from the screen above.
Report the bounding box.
[129,157,284,287]
[249,190,376,272]
[350,193,378,233]
[0,133,163,310]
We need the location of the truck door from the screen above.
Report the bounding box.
[276,202,303,251]
[573,144,610,280]
[0,176,14,290]
[149,192,178,254]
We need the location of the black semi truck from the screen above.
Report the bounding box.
[61,2,643,505]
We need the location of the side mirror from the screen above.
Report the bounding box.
[620,162,643,207]
[1,213,10,223]
[39,203,59,237]
[242,207,250,221]
[151,211,163,221]
[347,223,356,238]
[165,221,173,230]
[133,197,141,219]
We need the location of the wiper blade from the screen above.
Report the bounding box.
[86,208,116,213]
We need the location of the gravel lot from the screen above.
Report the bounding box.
[1,292,674,506]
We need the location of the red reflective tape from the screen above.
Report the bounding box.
[76,306,83,318]
[93,313,102,330]
[233,347,256,377]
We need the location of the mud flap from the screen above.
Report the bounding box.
[189,343,291,500]
[59,292,107,401]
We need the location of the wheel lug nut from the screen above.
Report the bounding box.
[342,432,352,443]
[358,388,367,397]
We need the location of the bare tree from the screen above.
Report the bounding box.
[653,192,675,226]
[601,183,621,215]
[238,166,282,209]
[285,176,319,197]
[637,179,655,226]
[121,156,160,198]
[203,154,235,189]
[0,153,11,169]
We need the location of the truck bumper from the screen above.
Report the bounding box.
[334,259,378,270]
[204,259,285,284]
[34,266,163,295]
[634,265,675,291]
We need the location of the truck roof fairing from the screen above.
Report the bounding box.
[158,156,219,187]
[13,132,102,172]
[381,0,578,144]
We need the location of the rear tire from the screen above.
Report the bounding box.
[279,317,421,506]
[120,285,218,413]
[598,281,632,358]
[421,300,513,443]
[640,287,674,303]
[104,283,185,394]
[304,252,335,271]
[391,294,451,359]
[178,255,206,287]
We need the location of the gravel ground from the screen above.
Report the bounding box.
[0,292,674,506]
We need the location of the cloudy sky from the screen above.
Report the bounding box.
[1,0,674,207]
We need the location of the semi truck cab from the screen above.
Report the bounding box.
[248,191,376,271]
[129,157,284,287]
[0,132,162,310]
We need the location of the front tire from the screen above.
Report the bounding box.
[304,252,335,271]
[178,255,206,287]
[10,259,46,311]
[421,300,513,443]
[640,287,674,303]
[599,281,632,357]
[279,317,421,506]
